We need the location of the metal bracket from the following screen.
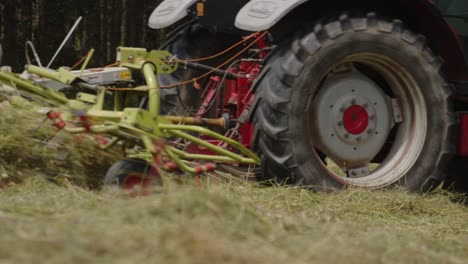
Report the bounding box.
[27,65,80,85]
[117,47,178,74]
[347,166,370,178]
[392,98,403,124]
[76,93,97,104]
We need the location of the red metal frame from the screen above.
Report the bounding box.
[185,37,267,155]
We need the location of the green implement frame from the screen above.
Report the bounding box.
[0,47,260,175]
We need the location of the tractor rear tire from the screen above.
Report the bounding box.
[157,23,240,115]
[104,159,162,195]
[251,13,455,191]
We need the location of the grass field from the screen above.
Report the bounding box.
[0,101,467,264]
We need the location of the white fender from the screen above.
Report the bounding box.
[235,0,308,31]
[148,0,198,29]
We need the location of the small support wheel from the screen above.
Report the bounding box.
[104,159,162,195]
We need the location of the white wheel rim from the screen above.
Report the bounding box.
[310,53,427,188]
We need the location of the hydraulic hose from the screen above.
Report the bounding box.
[184,61,240,79]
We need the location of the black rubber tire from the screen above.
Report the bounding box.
[104,159,162,188]
[444,157,468,195]
[251,13,456,192]
[157,23,241,115]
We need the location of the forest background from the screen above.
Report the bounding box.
[0,0,166,71]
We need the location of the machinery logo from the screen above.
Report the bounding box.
[156,0,182,16]
[248,1,279,19]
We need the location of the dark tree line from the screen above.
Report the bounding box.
[0,0,167,71]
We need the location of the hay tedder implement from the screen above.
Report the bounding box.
[0,31,268,191]
[2,0,468,193]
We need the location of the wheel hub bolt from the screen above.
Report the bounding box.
[338,121,343,127]
[356,136,361,142]
[351,99,357,105]
[344,133,350,138]
[367,129,373,134]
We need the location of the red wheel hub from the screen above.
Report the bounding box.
[123,173,152,190]
[343,105,369,135]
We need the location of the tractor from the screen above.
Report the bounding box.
[1,0,468,193]
[148,0,468,192]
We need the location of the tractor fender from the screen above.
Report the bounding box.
[148,0,198,29]
[235,0,308,31]
[234,0,468,81]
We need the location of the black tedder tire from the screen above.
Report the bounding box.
[104,159,162,194]
[157,23,240,115]
[251,13,455,192]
